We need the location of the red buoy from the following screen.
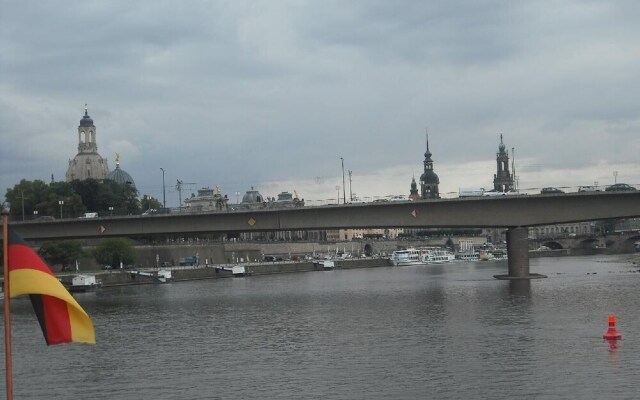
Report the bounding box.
[603,314,622,340]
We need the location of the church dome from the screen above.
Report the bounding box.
[242,189,264,204]
[420,169,440,184]
[80,109,94,127]
[106,165,136,188]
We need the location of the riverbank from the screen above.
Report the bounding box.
[74,257,393,288]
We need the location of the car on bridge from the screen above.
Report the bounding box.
[540,187,564,194]
[578,185,601,192]
[605,183,637,192]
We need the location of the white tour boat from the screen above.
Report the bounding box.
[390,249,425,266]
[420,247,456,263]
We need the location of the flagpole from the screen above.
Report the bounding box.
[3,209,14,400]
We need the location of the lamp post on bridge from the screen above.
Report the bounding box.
[340,157,346,204]
[613,171,618,184]
[58,200,64,219]
[160,167,166,208]
[348,170,353,202]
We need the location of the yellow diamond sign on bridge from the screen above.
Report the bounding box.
[248,217,256,226]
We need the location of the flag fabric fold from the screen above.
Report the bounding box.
[7,228,95,345]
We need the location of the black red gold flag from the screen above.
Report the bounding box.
[7,228,95,345]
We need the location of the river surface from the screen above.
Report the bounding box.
[2,255,640,399]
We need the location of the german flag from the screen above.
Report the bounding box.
[7,228,95,345]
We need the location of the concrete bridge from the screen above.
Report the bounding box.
[7,191,640,279]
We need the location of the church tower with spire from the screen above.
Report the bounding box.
[408,176,421,201]
[66,105,110,182]
[492,134,514,192]
[419,132,440,199]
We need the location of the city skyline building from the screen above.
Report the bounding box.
[492,134,515,192]
[106,153,136,189]
[65,105,110,182]
[419,134,440,199]
[408,176,421,201]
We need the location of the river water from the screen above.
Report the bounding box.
[2,255,640,399]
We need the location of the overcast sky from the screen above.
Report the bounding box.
[1,1,639,207]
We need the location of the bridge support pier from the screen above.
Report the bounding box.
[494,226,547,280]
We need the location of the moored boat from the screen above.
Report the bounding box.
[479,250,495,261]
[322,260,335,270]
[455,252,480,262]
[420,247,456,263]
[390,249,425,266]
[156,269,172,283]
[68,274,102,293]
[491,249,508,260]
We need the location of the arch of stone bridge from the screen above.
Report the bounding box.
[621,235,640,253]
[541,241,564,250]
[578,238,601,249]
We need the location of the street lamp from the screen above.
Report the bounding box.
[33,210,38,220]
[160,168,166,208]
[340,157,346,204]
[613,171,618,184]
[109,206,114,216]
[58,200,64,219]
[348,170,353,202]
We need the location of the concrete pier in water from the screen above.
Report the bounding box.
[495,226,547,280]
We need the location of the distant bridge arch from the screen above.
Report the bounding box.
[578,238,600,249]
[541,241,564,250]
[621,235,640,253]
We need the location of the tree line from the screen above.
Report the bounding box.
[3,178,162,220]
[0,237,136,272]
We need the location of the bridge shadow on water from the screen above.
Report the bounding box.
[507,279,531,297]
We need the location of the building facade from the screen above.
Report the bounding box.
[66,105,110,182]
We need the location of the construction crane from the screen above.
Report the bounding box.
[173,179,196,209]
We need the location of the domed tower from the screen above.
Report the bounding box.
[65,105,110,182]
[492,134,514,192]
[106,153,136,189]
[419,134,440,199]
[408,176,421,201]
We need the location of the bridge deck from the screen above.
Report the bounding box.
[8,191,640,241]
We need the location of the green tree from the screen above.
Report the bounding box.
[5,179,53,220]
[141,195,162,212]
[70,178,103,212]
[595,219,618,235]
[5,178,146,219]
[71,179,141,216]
[38,240,85,272]
[5,179,84,220]
[93,238,136,268]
